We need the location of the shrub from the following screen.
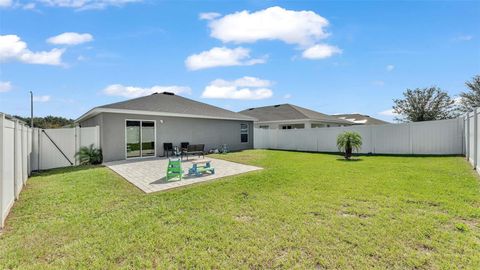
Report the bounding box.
[337,131,362,159]
[75,144,103,165]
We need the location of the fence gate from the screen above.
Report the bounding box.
[31,126,100,171]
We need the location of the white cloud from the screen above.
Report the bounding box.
[22,2,36,9]
[372,80,385,86]
[199,12,221,20]
[302,44,342,59]
[378,109,397,116]
[386,64,395,71]
[36,0,141,10]
[0,81,12,92]
[0,35,65,66]
[33,95,51,102]
[0,0,12,7]
[102,84,192,98]
[208,6,330,46]
[202,76,273,100]
[185,47,266,70]
[454,35,473,41]
[283,94,292,99]
[47,32,93,46]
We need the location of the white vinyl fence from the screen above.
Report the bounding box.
[464,108,480,172]
[0,112,100,228]
[31,126,100,171]
[0,114,32,228]
[254,118,464,155]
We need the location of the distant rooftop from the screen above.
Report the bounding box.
[239,104,353,124]
[334,113,389,125]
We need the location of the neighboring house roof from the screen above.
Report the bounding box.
[76,92,256,122]
[334,114,389,125]
[238,104,353,124]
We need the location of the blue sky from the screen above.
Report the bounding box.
[1,0,479,122]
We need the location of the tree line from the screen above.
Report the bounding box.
[393,74,480,122]
[13,115,74,129]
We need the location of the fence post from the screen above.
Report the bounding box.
[408,122,414,155]
[474,108,478,169]
[21,124,26,186]
[75,126,80,165]
[13,120,20,200]
[369,125,375,154]
[0,114,4,228]
[38,128,41,171]
[466,114,470,160]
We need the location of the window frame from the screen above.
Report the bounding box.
[125,119,157,159]
[240,123,249,143]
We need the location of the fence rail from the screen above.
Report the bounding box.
[254,118,464,155]
[1,112,100,228]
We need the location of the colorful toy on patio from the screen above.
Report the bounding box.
[166,158,183,181]
[188,159,215,176]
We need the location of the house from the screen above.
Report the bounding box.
[238,104,353,129]
[334,114,389,125]
[76,92,255,162]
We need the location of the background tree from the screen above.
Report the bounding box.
[392,87,457,122]
[13,115,74,129]
[458,75,480,113]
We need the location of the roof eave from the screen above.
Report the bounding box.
[75,108,256,123]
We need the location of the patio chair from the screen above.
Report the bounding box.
[166,158,183,181]
[180,142,189,150]
[163,143,174,158]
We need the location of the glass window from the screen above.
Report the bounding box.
[311,123,326,128]
[126,121,141,158]
[126,120,155,158]
[241,123,248,143]
[259,125,269,129]
[280,124,304,129]
[141,121,155,157]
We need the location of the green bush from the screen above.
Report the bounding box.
[75,144,103,165]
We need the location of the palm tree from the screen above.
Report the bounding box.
[75,144,103,165]
[337,132,362,159]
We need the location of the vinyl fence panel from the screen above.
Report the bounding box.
[30,126,100,170]
[254,118,464,155]
[0,114,31,228]
[1,116,100,228]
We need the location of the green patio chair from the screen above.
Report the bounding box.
[166,158,183,181]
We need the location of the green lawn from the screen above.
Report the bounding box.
[1,150,479,269]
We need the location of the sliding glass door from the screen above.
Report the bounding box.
[126,120,155,158]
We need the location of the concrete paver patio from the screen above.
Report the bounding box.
[104,156,262,193]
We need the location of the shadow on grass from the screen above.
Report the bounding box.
[31,165,103,177]
[336,158,363,162]
[263,149,463,158]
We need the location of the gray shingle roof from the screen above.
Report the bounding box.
[334,114,389,125]
[239,104,353,124]
[78,92,255,122]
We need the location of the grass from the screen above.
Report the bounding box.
[1,150,479,269]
